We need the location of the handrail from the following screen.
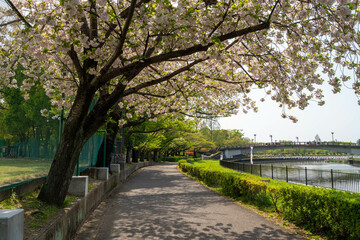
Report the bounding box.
[220,141,360,150]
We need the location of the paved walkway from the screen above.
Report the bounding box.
[74,163,304,240]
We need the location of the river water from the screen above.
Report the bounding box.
[275,161,360,172]
[255,160,360,192]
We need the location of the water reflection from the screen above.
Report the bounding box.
[273,161,360,172]
[250,161,360,192]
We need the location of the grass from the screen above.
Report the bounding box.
[0,158,52,186]
[0,190,78,238]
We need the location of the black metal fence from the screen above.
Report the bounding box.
[220,160,360,192]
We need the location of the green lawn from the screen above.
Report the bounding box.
[0,158,52,187]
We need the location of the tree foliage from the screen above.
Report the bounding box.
[1,0,360,205]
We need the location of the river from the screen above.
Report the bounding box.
[251,160,360,192]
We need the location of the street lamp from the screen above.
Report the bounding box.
[254,134,256,143]
[270,135,273,143]
[331,132,334,142]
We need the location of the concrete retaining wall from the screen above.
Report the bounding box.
[0,177,46,202]
[32,161,154,240]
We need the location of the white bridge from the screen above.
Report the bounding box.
[221,142,360,159]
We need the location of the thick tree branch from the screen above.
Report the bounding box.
[119,0,151,18]
[122,59,205,97]
[80,17,90,37]
[268,0,280,22]
[4,0,32,28]
[134,91,177,99]
[89,0,98,40]
[101,21,270,83]
[67,46,84,84]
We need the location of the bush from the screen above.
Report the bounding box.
[178,161,360,239]
[166,156,187,162]
[178,159,187,165]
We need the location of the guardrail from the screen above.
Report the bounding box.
[220,141,360,150]
[220,159,360,193]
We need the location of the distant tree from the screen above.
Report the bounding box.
[222,130,250,147]
[119,114,198,162]
[200,128,249,147]
[201,118,221,142]
[184,132,216,157]
[0,67,57,144]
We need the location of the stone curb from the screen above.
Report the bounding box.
[31,161,154,240]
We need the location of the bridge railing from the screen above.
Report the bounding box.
[220,160,360,193]
[220,141,359,150]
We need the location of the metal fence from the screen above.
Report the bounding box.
[220,160,360,193]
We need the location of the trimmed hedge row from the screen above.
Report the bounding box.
[178,160,360,240]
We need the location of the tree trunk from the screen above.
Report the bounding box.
[37,120,88,206]
[95,136,115,168]
[132,149,139,163]
[95,107,121,168]
[139,150,144,162]
[33,128,40,157]
[153,149,158,162]
[126,147,132,164]
[38,86,101,206]
[115,128,125,164]
[44,127,50,158]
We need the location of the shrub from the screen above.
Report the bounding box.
[178,159,187,165]
[178,161,360,239]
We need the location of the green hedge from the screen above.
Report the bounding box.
[178,160,360,239]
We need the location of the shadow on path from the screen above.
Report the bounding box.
[75,163,304,240]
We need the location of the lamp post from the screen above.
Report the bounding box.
[254,134,256,143]
[331,132,334,142]
[270,135,273,144]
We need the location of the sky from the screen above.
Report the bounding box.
[218,84,360,143]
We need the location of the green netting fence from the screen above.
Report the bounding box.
[76,132,104,174]
[1,132,104,169]
[0,131,105,193]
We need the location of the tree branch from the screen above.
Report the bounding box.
[101,21,270,83]
[0,19,21,27]
[67,46,84,84]
[119,0,151,18]
[89,0,98,40]
[134,90,177,99]
[4,0,32,28]
[122,59,205,98]
[96,0,137,86]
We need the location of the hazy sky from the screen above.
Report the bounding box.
[218,84,360,143]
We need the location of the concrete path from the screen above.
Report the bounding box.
[74,163,304,240]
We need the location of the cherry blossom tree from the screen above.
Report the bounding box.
[0,0,359,205]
